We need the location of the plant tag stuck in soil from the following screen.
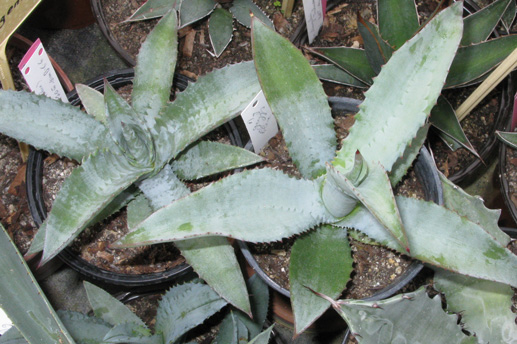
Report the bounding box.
[0,307,12,335]
[241,90,278,153]
[302,0,326,43]
[18,39,67,102]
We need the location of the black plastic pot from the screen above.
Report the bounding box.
[26,69,242,288]
[92,0,314,67]
[238,96,444,301]
[90,0,136,67]
[446,69,516,185]
[499,109,517,227]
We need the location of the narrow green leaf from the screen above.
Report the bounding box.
[290,225,353,334]
[434,269,517,344]
[0,224,75,344]
[127,0,179,21]
[430,96,479,158]
[180,0,215,27]
[175,237,252,315]
[171,141,263,180]
[114,169,332,246]
[497,130,517,150]
[378,0,419,50]
[209,8,234,57]
[58,310,112,343]
[502,0,516,32]
[233,275,269,338]
[312,64,369,88]
[230,0,274,28]
[137,165,251,315]
[76,84,106,124]
[446,35,517,88]
[215,312,249,344]
[337,196,517,288]
[334,2,463,172]
[308,47,375,85]
[462,0,512,46]
[248,325,274,344]
[0,90,113,161]
[156,282,227,344]
[252,17,336,179]
[331,288,476,344]
[154,61,261,167]
[84,281,147,328]
[41,149,148,264]
[358,18,393,73]
[133,10,178,120]
[439,172,510,247]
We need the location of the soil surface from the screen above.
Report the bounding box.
[503,147,517,218]
[98,0,304,77]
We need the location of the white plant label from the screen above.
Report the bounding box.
[241,91,278,153]
[303,0,326,43]
[0,307,12,335]
[18,38,67,102]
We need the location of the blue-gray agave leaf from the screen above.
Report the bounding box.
[337,197,517,288]
[0,224,75,344]
[324,287,476,344]
[0,90,114,161]
[156,282,227,344]
[113,169,333,247]
[136,164,252,315]
[104,81,156,169]
[434,269,517,344]
[40,149,151,264]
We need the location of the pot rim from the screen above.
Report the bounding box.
[498,79,517,226]
[90,0,136,67]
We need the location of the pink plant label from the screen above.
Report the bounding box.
[18,38,67,102]
[303,0,326,44]
[241,91,278,153]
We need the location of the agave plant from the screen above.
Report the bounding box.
[114,3,517,340]
[317,280,516,344]
[127,0,274,58]
[0,222,273,344]
[0,10,265,314]
[310,0,517,157]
